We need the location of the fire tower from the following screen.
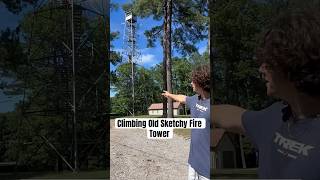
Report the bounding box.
[123,11,140,116]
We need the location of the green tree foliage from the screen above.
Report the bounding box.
[122,0,208,117]
[0,28,25,95]
[1,111,65,170]
[111,63,162,116]
[152,58,193,96]
[151,54,209,95]
[0,2,113,171]
[212,0,275,109]
[0,0,37,14]
[124,0,208,56]
[211,0,276,168]
[110,51,209,116]
[212,0,320,108]
[211,0,320,167]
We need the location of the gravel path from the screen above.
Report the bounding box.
[110,119,190,180]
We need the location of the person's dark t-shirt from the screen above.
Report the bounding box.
[186,95,210,178]
[242,102,320,180]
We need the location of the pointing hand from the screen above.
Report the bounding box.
[161,90,171,98]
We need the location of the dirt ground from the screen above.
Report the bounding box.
[110,119,190,180]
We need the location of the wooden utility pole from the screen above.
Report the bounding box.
[162,1,167,118]
[163,0,173,118]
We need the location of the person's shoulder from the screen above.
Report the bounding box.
[260,101,286,114]
[185,94,198,105]
[187,94,198,100]
[241,101,285,146]
[190,94,198,98]
[243,101,285,121]
[246,101,286,127]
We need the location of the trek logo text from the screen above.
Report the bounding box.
[274,132,314,157]
[196,103,208,112]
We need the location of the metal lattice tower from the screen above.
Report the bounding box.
[54,0,82,171]
[124,11,138,63]
[13,0,109,173]
[123,11,140,116]
[43,0,82,172]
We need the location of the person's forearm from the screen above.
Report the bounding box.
[211,104,246,134]
[167,93,186,103]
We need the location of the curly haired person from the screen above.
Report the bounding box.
[212,7,320,179]
[162,64,210,180]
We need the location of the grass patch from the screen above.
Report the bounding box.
[211,168,258,179]
[0,170,108,179]
[32,170,108,179]
[174,128,191,139]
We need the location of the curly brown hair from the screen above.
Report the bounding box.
[256,8,320,97]
[191,64,210,93]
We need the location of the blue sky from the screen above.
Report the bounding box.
[0,3,22,112]
[110,0,208,96]
[110,0,208,69]
[0,4,21,29]
[110,0,164,71]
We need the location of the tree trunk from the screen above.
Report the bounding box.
[104,2,110,169]
[164,0,173,118]
[162,4,167,118]
[209,0,214,102]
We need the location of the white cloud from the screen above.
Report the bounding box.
[140,48,151,53]
[136,53,163,68]
[140,54,156,64]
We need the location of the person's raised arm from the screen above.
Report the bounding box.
[212,104,247,134]
[161,91,187,104]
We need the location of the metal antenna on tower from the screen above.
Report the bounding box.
[123,10,140,116]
